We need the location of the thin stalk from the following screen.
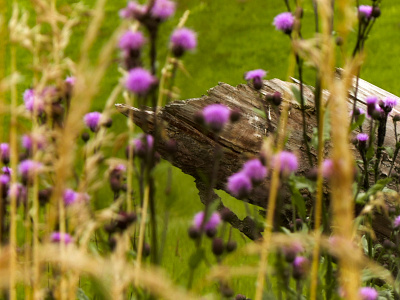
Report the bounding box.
[310,84,325,300]
[135,184,150,285]
[254,98,290,300]
[295,54,313,167]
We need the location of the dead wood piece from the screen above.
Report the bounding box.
[116,78,400,240]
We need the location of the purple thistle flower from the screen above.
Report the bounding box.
[118,31,146,52]
[227,172,252,199]
[242,159,267,182]
[133,134,154,154]
[193,211,221,232]
[274,151,299,175]
[282,241,304,262]
[84,112,102,132]
[0,174,9,188]
[125,67,156,95]
[18,160,43,180]
[273,12,295,34]
[170,28,197,57]
[202,104,231,132]
[359,5,373,20]
[292,256,310,280]
[245,69,267,81]
[382,96,397,113]
[0,143,10,164]
[64,189,78,206]
[8,183,27,206]
[359,287,378,300]
[21,134,46,151]
[2,167,11,176]
[393,215,400,228]
[23,89,45,114]
[119,1,146,19]
[50,232,73,244]
[366,95,378,106]
[245,69,267,90]
[151,0,176,20]
[65,76,76,86]
[322,159,334,179]
[357,133,369,142]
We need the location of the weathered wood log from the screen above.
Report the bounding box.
[116,77,400,240]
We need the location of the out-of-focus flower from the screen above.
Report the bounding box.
[245,69,267,90]
[118,31,146,52]
[64,189,78,206]
[358,5,373,20]
[125,67,157,95]
[192,211,221,231]
[21,134,46,152]
[202,104,231,132]
[170,28,197,57]
[50,232,73,244]
[273,12,295,34]
[0,143,10,164]
[393,215,400,228]
[132,134,154,157]
[282,241,304,262]
[273,151,299,175]
[119,1,146,19]
[65,76,76,86]
[322,159,334,179]
[151,0,176,20]
[359,287,378,300]
[23,89,45,114]
[84,112,102,132]
[227,172,252,199]
[292,256,310,280]
[18,160,43,183]
[381,96,397,113]
[242,159,267,182]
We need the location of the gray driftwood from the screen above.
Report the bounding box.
[116,77,400,240]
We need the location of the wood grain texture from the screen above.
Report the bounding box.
[116,77,400,240]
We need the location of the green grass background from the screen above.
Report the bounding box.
[3,0,400,298]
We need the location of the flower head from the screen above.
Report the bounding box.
[245,69,267,90]
[227,172,252,199]
[50,232,73,244]
[151,0,176,20]
[357,133,369,142]
[292,256,310,280]
[64,189,78,206]
[359,5,373,20]
[21,134,46,151]
[65,76,76,86]
[23,89,45,114]
[2,167,11,176]
[18,160,43,182]
[359,287,378,300]
[0,143,10,164]
[394,215,400,228]
[202,104,231,132]
[170,28,197,57]
[322,159,334,179]
[84,112,102,132]
[273,12,295,34]
[133,134,154,156]
[193,211,221,231]
[118,31,146,52]
[125,68,157,95]
[282,241,304,262]
[119,1,146,19]
[8,183,27,206]
[242,159,267,182]
[273,151,299,175]
[382,96,397,113]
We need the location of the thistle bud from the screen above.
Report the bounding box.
[212,238,224,256]
[226,240,237,253]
